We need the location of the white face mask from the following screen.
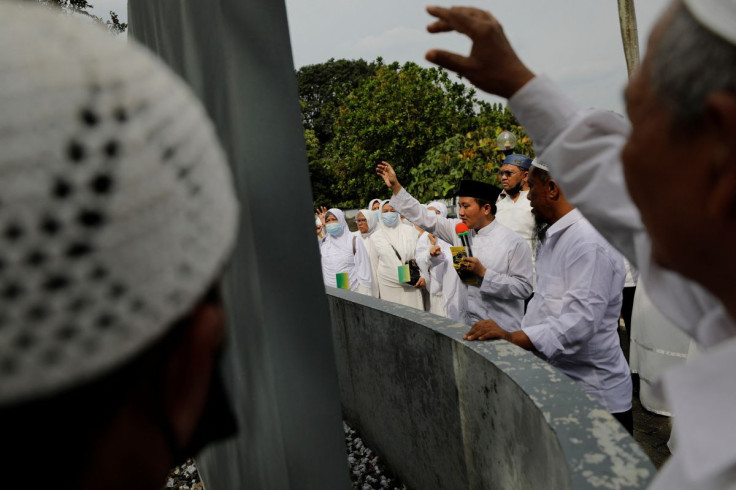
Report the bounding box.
[381,212,399,227]
[326,222,343,236]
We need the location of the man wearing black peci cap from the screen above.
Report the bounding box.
[377,161,532,330]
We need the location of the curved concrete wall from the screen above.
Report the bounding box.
[328,287,655,490]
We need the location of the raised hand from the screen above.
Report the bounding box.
[316,206,328,227]
[376,161,402,195]
[425,6,535,99]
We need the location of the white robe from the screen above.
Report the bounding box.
[357,209,380,298]
[509,74,736,490]
[630,279,694,416]
[320,208,372,295]
[371,214,423,310]
[415,232,448,317]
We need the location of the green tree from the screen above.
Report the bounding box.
[408,121,534,202]
[37,0,127,34]
[324,61,482,208]
[296,58,379,147]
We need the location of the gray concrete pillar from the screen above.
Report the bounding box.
[127,1,349,488]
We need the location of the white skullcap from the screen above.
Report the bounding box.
[683,0,736,46]
[0,2,239,405]
[531,158,549,171]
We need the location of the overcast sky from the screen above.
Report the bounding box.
[92,0,670,113]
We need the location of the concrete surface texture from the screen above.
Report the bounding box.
[128,1,351,488]
[329,287,656,490]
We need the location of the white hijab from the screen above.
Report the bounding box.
[368,198,382,212]
[320,208,372,290]
[357,209,378,238]
[375,200,419,262]
[427,201,448,218]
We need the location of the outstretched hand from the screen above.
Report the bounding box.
[316,206,328,227]
[425,6,535,99]
[376,161,402,195]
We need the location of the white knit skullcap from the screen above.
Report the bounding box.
[530,158,549,171]
[683,0,736,46]
[0,2,239,405]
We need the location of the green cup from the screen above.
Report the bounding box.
[336,272,350,290]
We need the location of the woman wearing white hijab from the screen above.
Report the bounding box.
[371,201,424,309]
[356,209,380,298]
[415,201,462,319]
[319,208,373,295]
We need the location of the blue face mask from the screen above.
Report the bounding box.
[381,212,399,227]
[373,210,380,221]
[326,222,343,236]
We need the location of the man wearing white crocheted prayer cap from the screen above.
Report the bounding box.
[0,3,239,490]
[464,159,633,433]
[425,1,736,488]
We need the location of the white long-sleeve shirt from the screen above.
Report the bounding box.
[509,74,736,490]
[519,209,631,413]
[390,188,533,328]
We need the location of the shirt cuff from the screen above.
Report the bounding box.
[521,323,564,360]
[508,75,580,154]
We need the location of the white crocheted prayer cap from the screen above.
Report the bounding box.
[530,158,549,171]
[0,2,238,405]
[683,0,736,46]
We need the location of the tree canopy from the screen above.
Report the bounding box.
[38,0,127,34]
[296,58,534,210]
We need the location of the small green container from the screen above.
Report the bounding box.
[336,272,350,290]
[397,264,411,283]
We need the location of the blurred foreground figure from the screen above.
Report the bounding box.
[425,1,736,488]
[0,2,239,489]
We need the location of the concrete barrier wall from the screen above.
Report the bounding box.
[328,287,655,490]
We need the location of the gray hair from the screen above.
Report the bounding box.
[649,1,736,127]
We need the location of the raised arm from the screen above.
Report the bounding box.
[376,161,458,243]
[424,5,642,264]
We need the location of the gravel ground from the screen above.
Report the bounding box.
[162,423,408,490]
[344,422,408,490]
[165,459,202,490]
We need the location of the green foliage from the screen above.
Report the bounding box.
[296,58,379,147]
[297,58,535,209]
[408,122,534,202]
[323,61,482,208]
[37,0,127,34]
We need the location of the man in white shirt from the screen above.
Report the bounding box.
[465,161,632,432]
[423,2,736,488]
[377,161,533,330]
[495,153,535,253]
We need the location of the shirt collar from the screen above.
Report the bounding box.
[544,208,582,240]
[473,219,498,237]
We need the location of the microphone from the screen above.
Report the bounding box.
[454,222,473,257]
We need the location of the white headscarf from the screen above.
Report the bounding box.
[320,208,373,291]
[426,201,448,218]
[357,209,378,238]
[368,198,382,211]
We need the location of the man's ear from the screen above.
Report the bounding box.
[548,179,560,201]
[163,299,225,449]
[704,91,736,221]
